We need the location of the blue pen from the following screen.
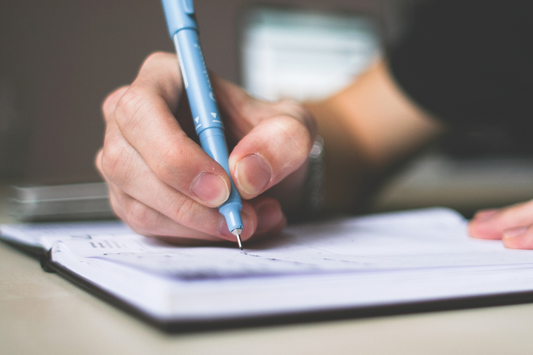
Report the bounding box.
[161,0,244,249]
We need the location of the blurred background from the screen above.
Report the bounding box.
[1,0,533,219]
[0,0,389,184]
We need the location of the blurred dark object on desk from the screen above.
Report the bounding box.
[9,182,115,222]
[443,125,533,159]
[0,82,30,181]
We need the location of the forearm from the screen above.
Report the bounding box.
[304,61,445,214]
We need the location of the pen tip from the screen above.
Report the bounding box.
[231,228,243,250]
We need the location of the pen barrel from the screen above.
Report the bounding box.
[199,128,243,231]
[173,29,243,232]
[173,30,224,134]
[198,128,241,201]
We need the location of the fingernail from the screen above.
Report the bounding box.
[218,210,254,241]
[191,173,229,206]
[503,226,528,239]
[235,154,272,195]
[473,209,500,222]
[256,201,283,233]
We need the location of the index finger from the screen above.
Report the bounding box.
[110,52,232,208]
[469,200,533,240]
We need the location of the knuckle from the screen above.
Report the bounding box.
[150,145,186,184]
[149,132,193,186]
[114,86,149,129]
[125,200,158,235]
[276,116,313,153]
[102,86,129,119]
[276,100,317,141]
[171,196,198,227]
[142,52,173,68]
[100,139,128,181]
[102,96,115,120]
[94,149,104,174]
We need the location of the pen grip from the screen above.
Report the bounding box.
[199,128,243,215]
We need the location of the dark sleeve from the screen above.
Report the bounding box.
[388,0,533,156]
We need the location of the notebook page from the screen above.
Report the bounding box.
[45,208,533,320]
[0,221,133,250]
[54,208,533,280]
[0,220,132,249]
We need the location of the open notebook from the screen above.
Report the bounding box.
[2,208,533,331]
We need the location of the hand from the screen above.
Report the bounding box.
[469,200,533,249]
[96,52,316,245]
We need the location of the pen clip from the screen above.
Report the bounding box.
[161,0,198,37]
[181,0,194,15]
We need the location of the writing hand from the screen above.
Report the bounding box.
[96,53,315,245]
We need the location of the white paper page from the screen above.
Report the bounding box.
[0,220,133,249]
[52,208,533,281]
[35,208,533,320]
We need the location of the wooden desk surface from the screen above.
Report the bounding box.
[1,191,533,355]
